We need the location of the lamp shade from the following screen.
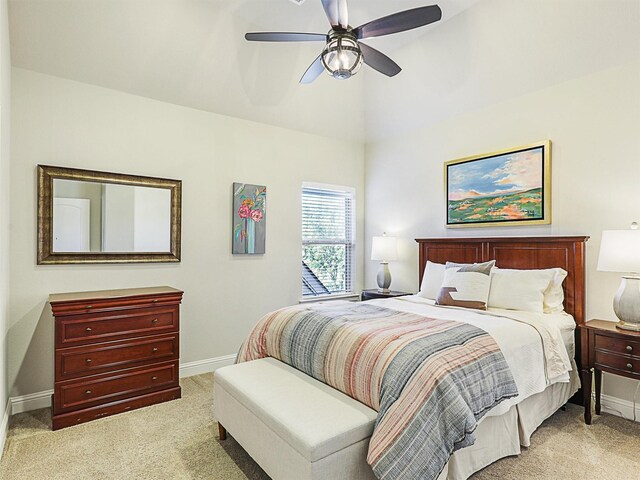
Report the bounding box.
[371,235,398,262]
[597,229,640,273]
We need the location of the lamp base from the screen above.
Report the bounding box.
[613,276,640,331]
[376,262,391,293]
[616,320,640,332]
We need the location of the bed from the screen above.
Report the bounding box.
[235,236,589,480]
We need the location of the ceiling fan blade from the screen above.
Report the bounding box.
[354,5,442,39]
[359,43,401,77]
[300,55,325,84]
[245,32,327,42]
[321,0,349,29]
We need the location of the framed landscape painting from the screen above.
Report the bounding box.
[445,140,551,228]
[233,182,266,254]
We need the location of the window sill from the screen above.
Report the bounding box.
[299,293,360,304]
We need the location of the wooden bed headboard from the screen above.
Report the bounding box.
[415,236,589,325]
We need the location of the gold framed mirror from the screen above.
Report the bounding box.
[37,165,182,264]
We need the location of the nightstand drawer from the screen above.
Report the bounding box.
[594,350,640,376]
[594,334,640,358]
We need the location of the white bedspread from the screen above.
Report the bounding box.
[366,295,574,417]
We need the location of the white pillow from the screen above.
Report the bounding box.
[488,268,556,313]
[436,261,495,310]
[417,261,446,300]
[543,268,568,313]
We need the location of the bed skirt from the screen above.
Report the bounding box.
[438,363,580,480]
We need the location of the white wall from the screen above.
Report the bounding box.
[9,68,365,397]
[0,0,10,427]
[365,59,640,403]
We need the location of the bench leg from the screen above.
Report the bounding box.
[218,423,227,441]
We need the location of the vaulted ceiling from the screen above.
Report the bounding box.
[9,1,639,142]
[8,0,481,141]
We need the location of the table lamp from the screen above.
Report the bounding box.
[597,222,640,331]
[371,233,398,293]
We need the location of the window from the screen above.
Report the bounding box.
[302,184,355,297]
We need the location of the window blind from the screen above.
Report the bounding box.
[302,186,354,296]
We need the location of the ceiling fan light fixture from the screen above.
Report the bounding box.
[321,32,363,80]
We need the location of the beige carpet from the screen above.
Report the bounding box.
[1,374,638,479]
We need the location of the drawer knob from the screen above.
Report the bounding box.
[628,363,633,370]
[627,345,633,352]
[85,358,92,364]
[152,347,158,353]
[85,327,92,333]
[151,318,159,324]
[151,299,158,303]
[85,390,92,395]
[151,376,158,381]
[85,305,93,309]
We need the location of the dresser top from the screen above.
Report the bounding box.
[49,286,182,304]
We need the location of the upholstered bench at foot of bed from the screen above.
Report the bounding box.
[213,357,378,480]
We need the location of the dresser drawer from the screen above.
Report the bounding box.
[594,350,640,376]
[594,334,640,358]
[55,361,178,413]
[52,387,181,430]
[56,334,179,380]
[57,307,178,347]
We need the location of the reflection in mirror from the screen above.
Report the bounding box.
[38,165,181,264]
[52,179,171,253]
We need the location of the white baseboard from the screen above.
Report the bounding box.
[601,394,640,422]
[179,354,236,378]
[1,400,11,457]
[9,354,237,415]
[11,390,53,415]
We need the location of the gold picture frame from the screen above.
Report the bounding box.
[444,140,551,228]
[37,165,182,264]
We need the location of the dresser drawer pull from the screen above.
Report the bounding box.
[151,376,158,381]
[152,347,158,353]
[627,345,633,352]
[85,390,92,395]
[628,364,634,370]
[85,327,93,333]
[85,305,93,309]
[85,358,92,364]
[151,299,158,303]
[151,318,158,324]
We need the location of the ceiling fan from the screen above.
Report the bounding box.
[245,0,442,83]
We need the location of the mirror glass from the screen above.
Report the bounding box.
[52,179,171,253]
[38,165,181,264]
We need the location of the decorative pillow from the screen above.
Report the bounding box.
[436,261,496,310]
[543,268,568,313]
[417,261,446,300]
[488,268,556,313]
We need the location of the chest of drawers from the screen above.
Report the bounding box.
[50,286,183,430]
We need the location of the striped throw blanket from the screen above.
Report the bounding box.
[237,302,518,480]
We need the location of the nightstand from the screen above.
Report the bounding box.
[580,320,640,424]
[360,289,412,301]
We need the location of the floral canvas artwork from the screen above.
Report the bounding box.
[233,183,266,254]
[445,141,551,227]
